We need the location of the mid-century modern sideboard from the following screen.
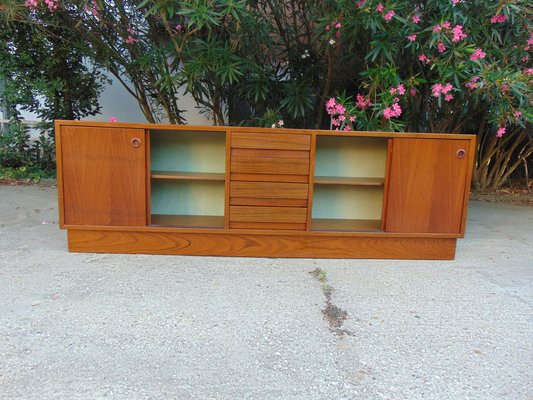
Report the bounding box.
[55,120,476,259]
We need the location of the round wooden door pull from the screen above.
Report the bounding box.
[131,138,141,148]
[456,149,466,159]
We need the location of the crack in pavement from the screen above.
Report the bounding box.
[310,268,354,338]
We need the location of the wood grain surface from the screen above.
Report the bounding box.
[60,126,147,226]
[385,138,470,234]
[68,230,457,259]
[231,132,311,150]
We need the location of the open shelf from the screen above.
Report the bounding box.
[312,218,382,232]
[151,171,225,181]
[151,214,224,229]
[149,130,226,227]
[314,176,384,186]
[311,136,388,231]
[150,130,226,175]
[150,180,224,224]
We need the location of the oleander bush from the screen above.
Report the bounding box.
[0,0,531,189]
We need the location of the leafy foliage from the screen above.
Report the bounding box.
[1,0,531,188]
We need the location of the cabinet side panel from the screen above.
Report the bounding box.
[385,138,470,234]
[459,136,477,236]
[55,121,66,228]
[61,126,147,226]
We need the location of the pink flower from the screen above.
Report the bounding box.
[521,56,529,62]
[125,36,139,44]
[452,25,467,42]
[418,54,429,63]
[412,15,421,24]
[356,1,366,7]
[376,3,384,12]
[339,115,346,122]
[393,97,400,103]
[431,83,443,97]
[44,0,58,12]
[325,24,331,31]
[176,24,183,33]
[528,33,533,46]
[277,119,284,126]
[437,42,446,53]
[356,94,372,109]
[408,34,417,42]
[442,21,451,30]
[343,125,352,131]
[514,111,522,119]
[349,116,356,122]
[432,82,453,97]
[331,118,340,126]
[465,77,480,90]
[496,126,506,138]
[336,31,341,38]
[384,11,395,21]
[433,24,442,33]
[524,68,533,75]
[109,117,117,122]
[335,22,342,29]
[470,48,486,61]
[444,94,454,102]
[383,103,402,119]
[326,98,337,115]
[335,104,346,115]
[397,84,406,95]
[390,87,397,95]
[25,0,38,9]
[451,0,462,5]
[490,14,507,24]
[410,88,417,96]
[500,84,510,92]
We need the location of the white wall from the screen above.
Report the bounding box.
[15,72,211,126]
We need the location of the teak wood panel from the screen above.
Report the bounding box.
[68,230,457,259]
[59,126,147,226]
[230,181,309,200]
[230,173,309,183]
[385,138,471,234]
[231,132,311,150]
[230,206,307,223]
[231,157,310,176]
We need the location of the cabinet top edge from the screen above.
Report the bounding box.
[54,120,475,140]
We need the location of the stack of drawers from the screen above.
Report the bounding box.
[229,132,311,230]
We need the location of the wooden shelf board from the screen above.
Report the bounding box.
[314,176,384,186]
[151,171,225,181]
[151,214,224,228]
[312,218,382,232]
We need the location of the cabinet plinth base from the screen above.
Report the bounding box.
[67,230,457,260]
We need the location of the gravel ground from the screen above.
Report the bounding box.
[0,184,531,400]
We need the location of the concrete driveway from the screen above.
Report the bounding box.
[0,184,531,400]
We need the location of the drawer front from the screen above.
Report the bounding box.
[229,132,312,231]
[231,156,310,176]
[229,206,307,230]
[231,132,311,151]
[230,181,309,207]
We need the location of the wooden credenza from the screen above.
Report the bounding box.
[55,120,475,259]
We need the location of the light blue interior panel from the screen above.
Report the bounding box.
[151,180,225,216]
[312,186,384,220]
[315,136,388,178]
[150,130,226,173]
